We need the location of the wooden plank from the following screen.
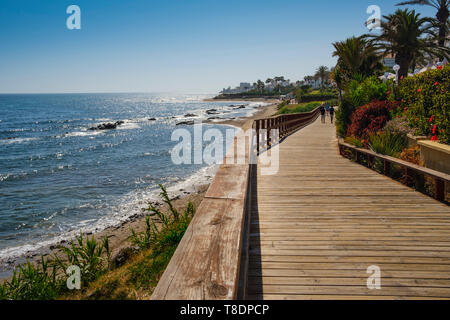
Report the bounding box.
[205,164,248,200]
[151,198,246,300]
[248,277,450,287]
[248,116,450,300]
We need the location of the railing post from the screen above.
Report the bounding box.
[404,167,414,186]
[368,155,374,168]
[256,120,260,155]
[435,178,445,202]
[384,160,391,176]
[356,151,361,163]
[267,118,271,147]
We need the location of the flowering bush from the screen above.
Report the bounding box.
[398,65,449,144]
[347,100,399,138]
[384,116,416,136]
[336,76,388,137]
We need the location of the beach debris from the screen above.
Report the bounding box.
[176,120,195,126]
[148,118,156,121]
[88,120,124,131]
[184,113,197,117]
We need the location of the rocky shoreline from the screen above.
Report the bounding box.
[0,99,279,281]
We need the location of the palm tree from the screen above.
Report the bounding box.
[397,0,449,47]
[366,9,449,79]
[330,65,344,101]
[315,66,330,89]
[332,36,383,80]
[256,80,265,93]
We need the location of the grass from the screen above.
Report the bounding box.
[0,184,195,300]
[277,101,322,115]
[368,130,408,157]
[64,184,195,300]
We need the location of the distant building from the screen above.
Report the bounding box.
[220,82,255,94]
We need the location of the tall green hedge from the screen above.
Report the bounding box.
[398,65,449,144]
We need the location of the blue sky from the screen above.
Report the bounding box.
[0,0,436,93]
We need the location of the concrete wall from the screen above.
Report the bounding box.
[418,140,450,175]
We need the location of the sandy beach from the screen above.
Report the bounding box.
[1,99,279,278]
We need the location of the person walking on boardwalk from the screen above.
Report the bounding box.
[320,105,326,123]
[329,106,335,124]
[325,104,330,118]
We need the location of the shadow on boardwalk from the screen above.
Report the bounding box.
[246,117,450,300]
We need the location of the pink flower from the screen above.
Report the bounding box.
[434,82,439,86]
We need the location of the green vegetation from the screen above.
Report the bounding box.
[397,64,449,144]
[0,185,195,300]
[368,130,409,157]
[0,234,112,300]
[277,101,322,115]
[335,76,390,137]
[397,1,449,48]
[366,9,448,79]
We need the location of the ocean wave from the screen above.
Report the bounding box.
[0,137,39,145]
[0,164,219,264]
[63,131,104,138]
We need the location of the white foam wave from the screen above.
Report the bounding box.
[0,164,219,264]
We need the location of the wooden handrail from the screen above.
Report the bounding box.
[338,139,449,202]
[253,106,322,153]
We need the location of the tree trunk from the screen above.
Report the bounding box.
[436,7,449,48]
[395,54,411,81]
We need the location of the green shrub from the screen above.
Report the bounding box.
[368,130,408,157]
[398,65,449,144]
[0,257,64,300]
[278,101,321,115]
[53,234,111,285]
[344,136,364,148]
[336,76,389,137]
[277,100,289,110]
[128,186,195,290]
[347,100,399,138]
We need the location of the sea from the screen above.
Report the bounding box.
[0,93,267,276]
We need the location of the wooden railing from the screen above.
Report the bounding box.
[151,106,322,300]
[339,140,450,203]
[253,107,321,153]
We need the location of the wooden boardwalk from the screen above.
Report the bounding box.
[248,117,450,300]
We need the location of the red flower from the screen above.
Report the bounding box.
[437,66,443,70]
[429,115,434,123]
[434,82,439,86]
[400,76,404,80]
[432,125,437,134]
[417,89,422,93]
[431,136,438,142]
